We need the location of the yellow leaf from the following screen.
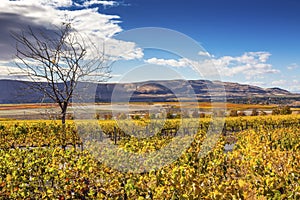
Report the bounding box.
[89,166,93,173]
[238,179,246,187]
[6,174,12,182]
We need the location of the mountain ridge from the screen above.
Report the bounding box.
[0,79,297,104]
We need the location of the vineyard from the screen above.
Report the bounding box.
[0,115,300,199]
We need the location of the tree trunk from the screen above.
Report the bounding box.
[61,102,68,150]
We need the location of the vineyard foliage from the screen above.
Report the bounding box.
[0,115,299,199]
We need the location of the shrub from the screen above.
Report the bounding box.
[260,111,267,116]
[238,111,246,116]
[272,106,292,115]
[251,108,259,116]
[229,110,238,117]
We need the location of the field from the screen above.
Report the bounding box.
[0,104,299,199]
[0,102,278,120]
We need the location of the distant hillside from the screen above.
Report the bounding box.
[0,79,297,104]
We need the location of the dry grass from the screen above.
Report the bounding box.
[127,102,275,110]
[0,102,274,110]
[0,103,57,110]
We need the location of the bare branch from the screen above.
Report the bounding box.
[11,22,111,124]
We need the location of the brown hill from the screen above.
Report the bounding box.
[0,79,296,104]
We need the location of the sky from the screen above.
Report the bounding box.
[0,0,300,91]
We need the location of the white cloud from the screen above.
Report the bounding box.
[198,51,212,57]
[109,73,122,78]
[2,0,118,9]
[0,0,143,63]
[0,65,23,75]
[271,80,287,86]
[287,63,299,70]
[208,52,279,79]
[145,51,279,79]
[0,0,144,81]
[243,81,266,87]
[104,38,144,60]
[145,58,189,67]
[82,0,118,7]
[0,65,36,81]
[0,1,121,38]
[2,0,73,8]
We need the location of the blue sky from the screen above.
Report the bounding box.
[103,0,300,57]
[103,0,300,91]
[0,0,300,91]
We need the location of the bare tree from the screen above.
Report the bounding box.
[11,23,111,125]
